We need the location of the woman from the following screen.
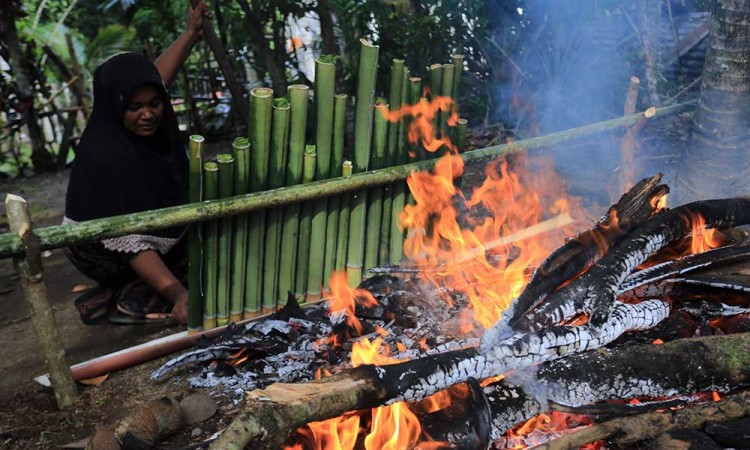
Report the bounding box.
[64,2,209,325]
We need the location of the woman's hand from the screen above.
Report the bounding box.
[186,0,211,39]
[171,292,189,324]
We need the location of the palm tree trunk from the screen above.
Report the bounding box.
[675,0,750,203]
[0,1,55,172]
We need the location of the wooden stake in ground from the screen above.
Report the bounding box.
[620,76,640,192]
[5,194,77,409]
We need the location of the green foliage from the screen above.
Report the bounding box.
[85,24,136,70]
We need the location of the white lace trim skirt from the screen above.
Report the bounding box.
[62,216,180,254]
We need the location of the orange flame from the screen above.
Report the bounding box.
[689,213,722,254]
[326,271,378,337]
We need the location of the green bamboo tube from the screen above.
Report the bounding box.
[456,118,468,152]
[215,153,235,327]
[262,98,291,311]
[397,70,410,161]
[440,63,455,140]
[323,94,348,288]
[335,161,353,271]
[407,77,423,160]
[378,64,405,266]
[387,59,405,160]
[187,135,204,332]
[347,39,379,287]
[450,54,464,106]
[277,85,310,302]
[364,101,389,275]
[305,57,337,302]
[353,39,379,173]
[390,71,410,265]
[295,145,317,301]
[201,162,219,330]
[229,138,250,324]
[389,177,407,265]
[245,87,274,317]
[429,63,443,100]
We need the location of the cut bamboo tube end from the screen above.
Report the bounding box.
[203,318,217,330]
[229,313,243,324]
[644,106,656,118]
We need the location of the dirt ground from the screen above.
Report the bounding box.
[0,170,229,450]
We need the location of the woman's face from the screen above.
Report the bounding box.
[123,84,164,137]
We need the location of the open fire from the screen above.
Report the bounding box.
[153,94,750,449]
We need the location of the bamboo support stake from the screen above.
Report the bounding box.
[262,99,291,309]
[0,103,696,259]
[295,146,317,301]
[620,76,641,193]
[215,154,235,327]
[323,94,348,288]
[277,85,310,302]
[246,87,273,316]
[306,57,337,302]
[335,161,353,271]
[187,135,204,332]
[390,70,410,265]
[347,39,379,287]
[229,138,250,323]
[202,163,219,330]
[364,102,389,275]
[5,194,77,409]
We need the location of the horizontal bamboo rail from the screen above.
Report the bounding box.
[0,102,693,259]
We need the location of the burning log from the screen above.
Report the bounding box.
[495,173,668,333]
[503,198,750,335]
[211,331,750,449]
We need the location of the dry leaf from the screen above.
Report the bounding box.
[72,283,93,293]
[79,374,109,386]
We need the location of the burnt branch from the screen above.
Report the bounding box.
[496,174,667,338]
[506,198,750,336]
[210,330,750,449]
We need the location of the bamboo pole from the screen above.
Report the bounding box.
[215,154,235,327]
[202,162,219,330]
[323,94,348,289]
[295,146,317,301]
[407,77,423,160]
[440,63,455,140]
[335,161,353,271]
[246,87,274,317]
[346,39,379,287]
[262,99,291,310]
[0,103,695,259]
[364,102,389,275]
[187,135,204,332]
[277,85,310,302]
[306,57,337,302]
[229,138,250,323]
[5,194,77,409]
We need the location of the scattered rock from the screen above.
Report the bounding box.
[180,392,218,425]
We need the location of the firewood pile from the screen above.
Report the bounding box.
[153,174,750,449]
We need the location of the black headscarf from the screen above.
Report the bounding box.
[65,53,188,239]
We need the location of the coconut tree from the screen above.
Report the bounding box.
[674,0,750,203]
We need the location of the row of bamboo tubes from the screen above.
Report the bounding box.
[188,40,469,331]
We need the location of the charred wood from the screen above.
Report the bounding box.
[507,198,750,336]
[535,389,750,450]
[498,174,667,335]
[211,331,750,449]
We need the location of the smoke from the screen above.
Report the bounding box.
[488,1,653,203]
